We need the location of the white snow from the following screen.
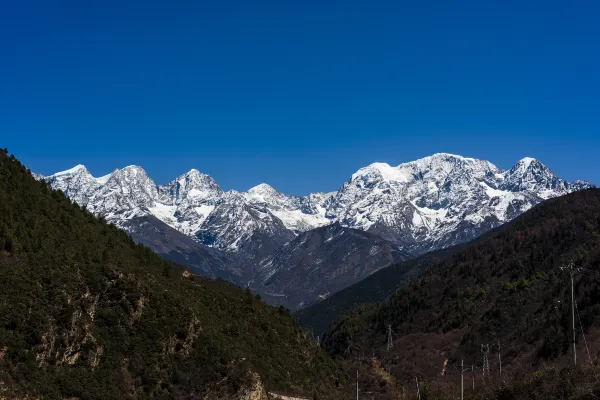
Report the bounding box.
[44,153,590,257]
[95,173,112,184]
[271,209,330,231]
[480,182,511,199]
[352,162,411,182]
[148,203,177,224]
[50,164,87,177]
[519,157,537,169]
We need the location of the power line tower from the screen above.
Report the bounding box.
[387,325,393,351]
[481,344,491,379]
[561,260,577,365]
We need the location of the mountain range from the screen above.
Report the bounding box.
[40,153,591,309]
[321,188,600,398]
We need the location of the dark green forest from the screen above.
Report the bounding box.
[294,217,522,337]
[295,245,464,336]
[0,149,348,399]
[323,188,600,398]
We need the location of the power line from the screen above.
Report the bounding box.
[575,298,591,364]
[561,260,577,365]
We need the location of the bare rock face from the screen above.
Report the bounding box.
[234,372,269,400]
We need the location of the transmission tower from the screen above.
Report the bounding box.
[481,344,491,378]
[561,260,577,365]
[387,325,393,351]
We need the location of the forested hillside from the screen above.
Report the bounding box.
[295,245,461,336]
[323,188,600,398]
[0,149,347,399]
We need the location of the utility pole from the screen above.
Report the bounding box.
[415,377,421,400]
[496,339,502,376]
[471,365,475,390]
[460,358,464,400]
[570,261,577,366]
[387,325,393,351]
[356,370,359,400]
[563,260,577,365]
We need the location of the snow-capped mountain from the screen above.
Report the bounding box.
[244,183,331,232]
[42,154,590,257]
[41,153,591,300]
[325,153,590,253]
[41,164,322,262]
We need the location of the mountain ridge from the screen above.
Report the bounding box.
[41,153,591,259]
[41,154,592,309]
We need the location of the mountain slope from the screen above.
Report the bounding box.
[294,245,462,335]
[295,215,525,335]
[322,188,600,397]
[253,223,410,310]
[123,215,244,285]
[0,149,347,399]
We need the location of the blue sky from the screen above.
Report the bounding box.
[1,0,598,195]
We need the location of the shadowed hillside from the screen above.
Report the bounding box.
[0,149,348,399]
[323,188,600,398]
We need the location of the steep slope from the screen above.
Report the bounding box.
[123,215,244,285]
[294,245,461,335]
[194,190,296,263]
[0,149,347,399]
[323,188,600,398]
[253,223,410,310]
[295,216,523,336]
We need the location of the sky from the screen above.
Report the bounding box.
[1,0,598,195]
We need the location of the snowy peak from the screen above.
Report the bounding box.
[103,166,156,195]
[352,162,412,183]
[86,165,158,219]
[158,169,222,206]
[499,157,582,196]
[51,164,89,177]
[44,154,591,261]
[44,164,101,206]
[248,183,278,195]
[245,183,281,205]
[351,153,502,187]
